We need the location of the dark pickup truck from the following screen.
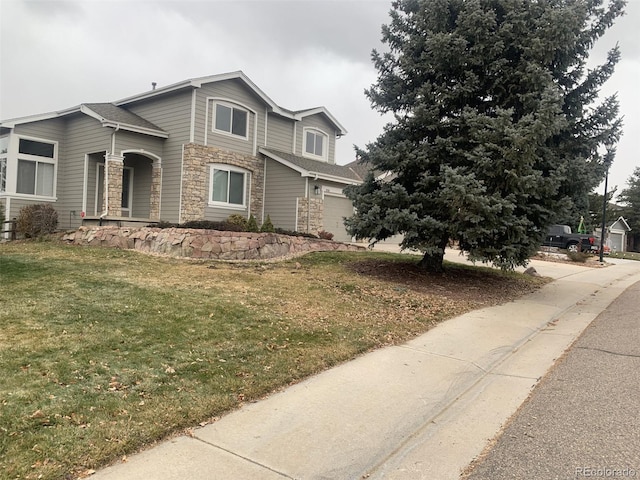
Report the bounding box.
[542,224,598,253]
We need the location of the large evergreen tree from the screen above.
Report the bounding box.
[618,167,640,251]
[345,0,625,272]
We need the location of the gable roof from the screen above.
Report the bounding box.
[609,216,632,231]
[1,71,347,137]
[260,148,362,185]
[115,71,348,135]
[81,103,168,138]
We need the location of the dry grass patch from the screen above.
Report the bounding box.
[0,241,548,479]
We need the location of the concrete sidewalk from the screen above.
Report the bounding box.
[92,257,640,480]
[463,276,640,479]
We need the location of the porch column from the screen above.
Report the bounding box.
[105,154,124,217]
[149,162,162,221]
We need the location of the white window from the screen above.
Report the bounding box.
[0,159,6,193]
[213,102,248,138]
[303,128,328,161]
[209,164,248,207]
[0,136,7,193]
[16,138,57,197]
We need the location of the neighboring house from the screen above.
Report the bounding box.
[608,216,632,252]
[0,71,365,242]
[595,216,632,253]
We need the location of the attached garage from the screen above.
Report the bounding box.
[323,194,354,243]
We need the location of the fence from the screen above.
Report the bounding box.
[1,218,17,240]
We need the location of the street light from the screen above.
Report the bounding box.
[599,145,615,263]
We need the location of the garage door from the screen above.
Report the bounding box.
[323,195,354,243]
[609,232,624,252]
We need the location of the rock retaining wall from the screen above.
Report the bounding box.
[62,227,364,261]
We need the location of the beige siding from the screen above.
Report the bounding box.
[263,158,305,231]
[126,90,192,223]
[85,152,104,216]
[13,118,66,142]
[295,114,337,164]
[125,155,153,218]
[266,114,294,152]
[6,197,49,223]
[203,205,248,222]
[61,114,112,228]
[14,115,111,229]
[114,131,164,159]
[195,79,266,157]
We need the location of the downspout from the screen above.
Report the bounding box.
[262,156,267,223]
[307,177,311,234]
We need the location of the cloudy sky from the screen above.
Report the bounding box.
[1,0,637,197]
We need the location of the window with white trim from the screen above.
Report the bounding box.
[213,102,248,138]
[303,128,328,161]
[0,136,7,193]
[209,164,248,207]
[16,138,57,197]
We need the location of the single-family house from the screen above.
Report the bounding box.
[0,71,365,242]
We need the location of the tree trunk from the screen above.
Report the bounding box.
[418,237,449,273]
[418,250,445,273]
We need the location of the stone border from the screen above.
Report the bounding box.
[61,226,364,261]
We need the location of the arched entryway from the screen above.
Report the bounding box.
[120,151,161,219]
[91,150,161,220]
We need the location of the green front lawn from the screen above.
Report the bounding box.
[0,241,547,479]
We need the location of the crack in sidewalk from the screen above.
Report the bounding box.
[191,436,297,479]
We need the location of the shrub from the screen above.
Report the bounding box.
[181,220,223,230]
[566,251,590,263]
[226,214,248,230]
[275,227,318,239]
[16,203,58,238]
[180,220,244,232]
[246,214,259,232]
[317,230,334,240]
[261,215,275,233]
[153,220,177,229]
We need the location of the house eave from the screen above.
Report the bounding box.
[304,171,361,185]
[80,104,168,138]
[294,107,348,136]
[0,105,81,128]
[259,148,361,186]
[101,121,169,138]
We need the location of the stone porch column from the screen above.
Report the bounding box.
[149,162,162,221]
[105,154,124,217]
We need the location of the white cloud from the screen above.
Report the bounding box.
[0,0,636,186]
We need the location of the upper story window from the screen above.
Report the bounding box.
[214,102,248,139]
[303,128,328,161]
[209,163,249,208]
[16,137,57,197]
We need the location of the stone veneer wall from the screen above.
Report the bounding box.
[181,143,264,223]
[149,165,162,220]
[297,198,324,235]
[62,226,363,261]
[106,156,124,217]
